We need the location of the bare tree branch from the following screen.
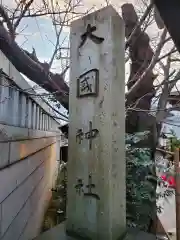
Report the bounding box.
[13,0,34,34]
[48,0,72,68]
[6,10,84,20]
[156,54,171,124]
[157,47,177,63]
[0,18,69,109]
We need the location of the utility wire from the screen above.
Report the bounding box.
[0,84,69,121]
[0,69,69,120]
[0,92,68,121]
[0,82,59,97]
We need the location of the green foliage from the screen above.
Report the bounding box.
[126,131,157,231]
[126,130,178,230]
[169,129,180,152]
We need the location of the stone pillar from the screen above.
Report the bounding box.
[0,77,9,123]
[7,87,13,125]
[36,106,40,130]
[32,102,37,129]
[50,119,52,130]
[48,118,51,131]
[27,98,32,128]
[11,89,19,126]
[47,116,49,130]
[42,113,44,130]
[47,115,49,130]
[39,110,42,130]
[67,6,125,240]
[20,94,27,127]
[44,114,47,130]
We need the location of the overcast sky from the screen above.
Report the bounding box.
[1,0,141,74]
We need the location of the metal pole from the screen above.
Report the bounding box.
[175,148,180,240]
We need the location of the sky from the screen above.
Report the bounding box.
[1,0,138,74]
[1,0,154,81]
[1,0,139,123]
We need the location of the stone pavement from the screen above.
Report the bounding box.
[34,224,156,240]
[34,223,76,240]
[122,228,156,240]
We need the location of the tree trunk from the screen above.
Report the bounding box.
[0,22,69,110]
[122,4,157,232]
[0,3,158,232]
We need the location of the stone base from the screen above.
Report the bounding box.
[121,228,156,240]
[34,223,76,240]
[34,224,156,240]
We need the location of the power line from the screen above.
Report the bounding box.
[34,14,46,48]
[0,82,59,97]
[0,84,69,121]
[0,69,69,120]
[0,92,68,121]
[0,69,47,92]
[0,92,69,121]
[41,96,68,120]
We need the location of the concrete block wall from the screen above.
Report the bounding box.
[0,50,63,239]
[0,127,60,240]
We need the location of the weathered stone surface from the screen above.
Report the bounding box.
[67,5,125,240]
[20,93,27,127]
[9,137,56,163]
[1,199,31,240]
[0,78,9,123]
[36,106,40,130]
[28,129,57,138]
[19,162,58,240]
[27,99,33,128]
[1,49,62,127]
[8,57,58,118]
[121,228,156,240]
[0,123,58,141]
[0,147,47,203]
[1,165,44,235]
[11,89,20,126]
[0,142,10,168]
[34,226,156,240]
[39,110,43,130]
[32,102,37,129]
[0,124,29,140]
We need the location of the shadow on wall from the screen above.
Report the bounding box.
[41,163,67,233]
[60,146,68,163]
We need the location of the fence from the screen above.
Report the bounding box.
[0,50,62,240]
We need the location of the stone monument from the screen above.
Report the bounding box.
[67,5,125,240]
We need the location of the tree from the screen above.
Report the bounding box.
[0,0,180,234]
[0,0,92,110]
[122,1,179,232]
